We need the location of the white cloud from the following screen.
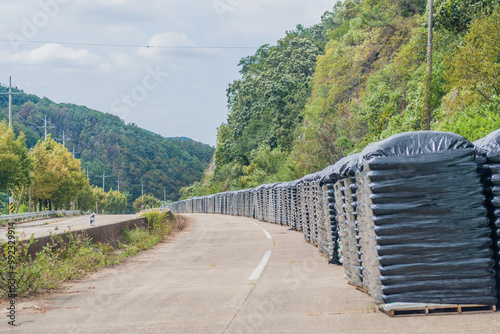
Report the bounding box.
[0,43,110,71]
[108,51,135,68]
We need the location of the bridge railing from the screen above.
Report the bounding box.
[0,210,82,223]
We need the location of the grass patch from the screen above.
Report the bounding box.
[0,211,189,300]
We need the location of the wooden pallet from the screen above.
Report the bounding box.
[381,304,496,317]
[348,281,369,295]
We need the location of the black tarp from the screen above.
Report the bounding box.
[475,129,500,305]
[355,131,497,305]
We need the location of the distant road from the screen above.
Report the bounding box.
[0,214,139,241]
[1,214,499,333]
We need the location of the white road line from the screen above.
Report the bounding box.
[262,228,272,239]
[248,250,272,281]
[248,220,258,226]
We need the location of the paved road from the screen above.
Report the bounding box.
[0,214,139,241]
[1,214,500,333]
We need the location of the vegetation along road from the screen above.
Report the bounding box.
[0,214,138,241]
[1,214,499,334]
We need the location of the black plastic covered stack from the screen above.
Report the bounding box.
[333,154,363,287]
[475,129,500,304]
[319,165,340,264]
[356,131,497,305]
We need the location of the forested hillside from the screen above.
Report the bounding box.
[0,89,214,209]
[182,0,500,198]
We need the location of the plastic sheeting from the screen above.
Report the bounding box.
[332,154,361,283]
[356,131,496,305]
[475,129,500,304]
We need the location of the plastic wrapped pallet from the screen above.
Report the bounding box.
[319,164,340,264]
[316,168,331,259]
[474,129,500,305]
[356,131,497,305]
[293,180,303,231]
[333,154,363,286]
[298,176,311,241]
[308,175,320,246]
[300,172,322,245]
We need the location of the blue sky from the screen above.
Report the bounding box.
[0,0,334,145]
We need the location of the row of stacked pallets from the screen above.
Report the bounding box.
[170,130,500,315]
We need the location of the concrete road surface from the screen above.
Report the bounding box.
[0,214,139,241]
[1,214,499,333]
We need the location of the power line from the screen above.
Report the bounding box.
[0,38,431,50]
[0,38,260,49]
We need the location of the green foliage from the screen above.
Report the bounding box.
[239,145,291,188]
[434,0,498,32]
[106,190,127,214]
[0,121,31,193]
[76,181,96,212]
[29,136,86,209]
[132,194,161,213]
[92,186,107,213]
[444,10,500,105]
[436,100,500,141]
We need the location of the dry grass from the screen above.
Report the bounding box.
[173,214,191,232]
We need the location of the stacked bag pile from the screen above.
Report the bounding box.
[298,176,311,241]
[333,154,363,287]
[319,165,340,264]
[356,131,497,305]
[475,129,500,305]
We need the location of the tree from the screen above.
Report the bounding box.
[29,136,85,210]
[76,181,96,212]
[0,121,31,193]
[92,186,107,214]
[106,190,127,214]
[446,10,500,105]
[434,0,497,32]
[132,194,161,213]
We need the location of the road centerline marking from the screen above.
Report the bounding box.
[248,250,272,281]
[262,228,272,239]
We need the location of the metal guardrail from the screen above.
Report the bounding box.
[0,210,82,223]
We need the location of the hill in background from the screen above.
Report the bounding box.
[0,87,215,209]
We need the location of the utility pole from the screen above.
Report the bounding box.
[8,76,12,127]
[86,166,93,180]
[0,77,24,127]
[141,181,144,200]
[424,0,434,130]
[116,177,120,192]
[7,79,12,215]
[29,171,32,212]
[164,188,166,204]
[103,171,112,191]
[72,144,80,159]
[0,77,25,215]
[38,115,55,140]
